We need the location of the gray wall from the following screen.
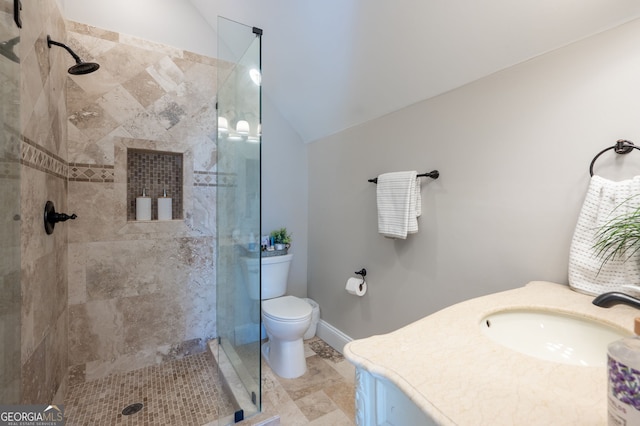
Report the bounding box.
[308,18,640,339]
[261,94,308,298]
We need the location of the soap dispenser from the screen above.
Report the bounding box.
[157,188,172,221]
[607,317,640,425]
[136,188,151,221]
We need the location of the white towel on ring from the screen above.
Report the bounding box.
[568,175,640,295]
[376,171,421,239]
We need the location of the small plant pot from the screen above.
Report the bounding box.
[275,243,286,250]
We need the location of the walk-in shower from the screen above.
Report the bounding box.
[1,3,263,421]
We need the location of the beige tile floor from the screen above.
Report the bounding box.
[64,337,355,426]
[241,338,356,426]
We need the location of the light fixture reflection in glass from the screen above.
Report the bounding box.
[228,133,242,141]
[218,117,229,134]
[247,136,260,143]
[250,68,261,86]
[236,120,250,135]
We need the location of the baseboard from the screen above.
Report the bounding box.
[316,319,353,354]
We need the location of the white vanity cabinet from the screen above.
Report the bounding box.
[355,368,436,426]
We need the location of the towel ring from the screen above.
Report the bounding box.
[589,140,640,176]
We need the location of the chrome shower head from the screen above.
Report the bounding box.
[46,35,100,75]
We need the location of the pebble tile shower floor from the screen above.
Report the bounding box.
[65,338,355,425]
[64,351,234,425]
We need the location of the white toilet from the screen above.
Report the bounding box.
[259,254,312,379]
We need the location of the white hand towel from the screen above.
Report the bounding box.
[377,171,420,239]
[568,175,640,295]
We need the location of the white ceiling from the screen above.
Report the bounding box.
[64,1,640,144]
[189,0,640,144]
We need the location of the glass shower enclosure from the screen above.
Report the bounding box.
[216,17,262,422]
[0,4,21,404]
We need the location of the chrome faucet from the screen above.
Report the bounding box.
[593,292,640,310]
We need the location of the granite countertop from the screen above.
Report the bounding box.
[344,281,639,425]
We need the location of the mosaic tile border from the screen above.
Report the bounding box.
[69,163,115,182]
[195,171,236,187]
[20,137,68,180]
[18,144,229,186]
[193,171,217,187]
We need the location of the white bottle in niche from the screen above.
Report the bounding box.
[157,188,172,221]
[136,188,151,221]
[607,317,640,425]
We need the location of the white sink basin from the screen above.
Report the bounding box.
[480,310,630,366]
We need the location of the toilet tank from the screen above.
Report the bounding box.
[261,254,293,300]
[241,256,261,301]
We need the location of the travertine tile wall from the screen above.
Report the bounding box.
[65,22,224,381]
[18,0,69,403]
[12,5,236,401]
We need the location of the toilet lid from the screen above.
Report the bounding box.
[263,296,312,321]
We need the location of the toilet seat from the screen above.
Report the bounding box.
[262,295,312,321]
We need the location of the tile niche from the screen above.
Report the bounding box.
[127,149,183,221]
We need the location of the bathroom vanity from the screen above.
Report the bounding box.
[344,281,638,425]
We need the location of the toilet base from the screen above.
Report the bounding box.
[261,338,307,379]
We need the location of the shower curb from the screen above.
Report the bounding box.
[208,340,259,424]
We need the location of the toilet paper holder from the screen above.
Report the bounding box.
[355,268,367,290]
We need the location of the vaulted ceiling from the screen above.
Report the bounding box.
[189,1,640,144]
[63,1,640,144]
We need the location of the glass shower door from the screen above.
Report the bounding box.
[0,3,21,404]
[216,17,262,422]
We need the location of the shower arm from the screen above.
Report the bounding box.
[46,36,82,64]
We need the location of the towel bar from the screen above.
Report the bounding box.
[368,170,439,184]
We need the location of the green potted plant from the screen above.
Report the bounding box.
[270,227,291,251]
[594,200,640,266]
